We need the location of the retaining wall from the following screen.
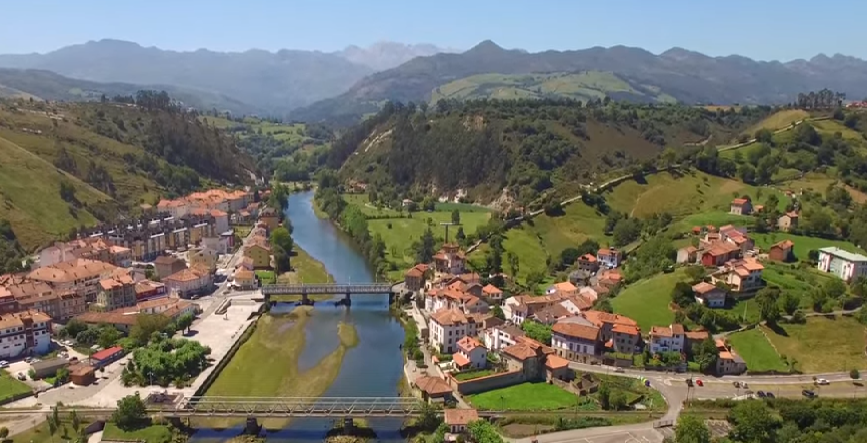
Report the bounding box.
[449,370,525,395]
[192,316,259,397]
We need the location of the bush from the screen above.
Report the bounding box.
[851,369,860,380]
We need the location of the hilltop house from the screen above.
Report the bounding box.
[576,253,599,272]
[768,240,795,262]
[712,259,764,293]
[692,281,727,307]
[817,247,867,282]
[596,247,622,268]
[777,212,799,232]
[730,198,752,215]
[648,324,685,354]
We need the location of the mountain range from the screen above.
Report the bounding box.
[0,39,454,115]
[293,41,867,123]
[3,39,867,123]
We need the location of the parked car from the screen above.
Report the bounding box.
[741,382,749,388]
[816,378,830,385]
[0,360,8,368]
[733,381,740,388]
[24,356,33,363]
[69,357,79,362]
[802,390,817,398]
[695,379,704,387]
[756,391,766,398]
[766,392,775,398]
[16,372,25,381]
[614,367,624,373]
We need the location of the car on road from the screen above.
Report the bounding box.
[733,381,740,388]
[766,392,775,398]
[741,382,749,388]
[614,367,624,373]
[816,378,830,385]
[24,356,33,363]
[802,389,817,398]
[695,379,704,387]
[756,391,766,398]
[16,372,25,381]
[69,357,78,362]
[0,360,8,368]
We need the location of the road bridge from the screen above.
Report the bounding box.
[163,396,424,417]
[261,283,396,305]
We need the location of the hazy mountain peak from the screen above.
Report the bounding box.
[467,40,505,53]
[334,40,456,71]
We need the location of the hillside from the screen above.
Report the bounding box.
[0,97,256,250]
[329,98,772,207]
[0,68,258,115]
[430,71,676,104]
[294,41,867,123]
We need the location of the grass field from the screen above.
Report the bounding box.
[7,419,79,443]
[454,369,496,381]
[203,115,309,144]
[255,270,276,284]
[205,309,356,397]
[751,232,866,260]
[277,246,334,284]
[762,316,866,373]
[743,109,809,135]
[727,328,789,373]
[103,422,174,443]
[0,135,108,249]
[0,369,32,402]
[467,382,578,411]
[612,269,683,331]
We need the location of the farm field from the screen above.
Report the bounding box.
[727,328,789,373]
[611,268,683,331]
[761,316,866,373]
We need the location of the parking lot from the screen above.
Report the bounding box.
[531,427,663,443]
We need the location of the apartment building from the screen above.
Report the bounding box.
[28,259,121,303]
[38,238,132,268]
[95,273,137,311]
[428,308,477,354]
[81,213,219,261]
[163,266,213,298]
[0,310,52,358]
[0,275,85,321]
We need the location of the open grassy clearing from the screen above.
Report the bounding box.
[8,419,81,443]
[203,115,309,144]
[727,328,789,373]
[762,316,866,373]
[612,268,683,331]
[0,370,32,403]
[751,232,866,259]
[103,422,174,443]
[467,382,578,411]
[277,246,334,284]
[454,369,496,381]
[743,109,809,134]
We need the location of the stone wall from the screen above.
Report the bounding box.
[449,370,525,395]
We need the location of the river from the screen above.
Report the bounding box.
[192,190,407,442]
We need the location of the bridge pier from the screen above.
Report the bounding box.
[245,417,261,435]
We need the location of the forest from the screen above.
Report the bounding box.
[333,98,773,207]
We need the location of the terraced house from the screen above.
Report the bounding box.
[0,310,52,358]
[0,275,86,321]
[28,258,124,303]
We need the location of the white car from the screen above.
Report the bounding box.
[0,361,8,368]
[816,378,830,385]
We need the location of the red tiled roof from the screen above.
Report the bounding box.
[482,284,503,295]
[91,346,124,361]
[552,322,600,341]
[732,198,748,205]
[692,282,718,295]
[772,240,795,250]
[612,324,640,335]
[444,409,479,426]
[545,354,570,370]
[457,336,484,353]
[502,342,539,361]
[452,352,471,367]
[415,376,452,396]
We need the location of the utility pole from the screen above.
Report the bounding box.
[439,222,458,243]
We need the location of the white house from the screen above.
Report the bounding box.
[428,308,476,354]
[596,247,622,268]
[453,336,487,370]
[0,310,52,358]
[817,247,867,282]
[692,282,727,308]
[648,324,685,354]
[482,324,525,352]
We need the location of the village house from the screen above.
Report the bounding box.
[768,240,795,262]
[700,242,742,267]
[233,269,257,290]
[453,336,487,370]
[676,246,699,264]
[547,281,578,297]
[715,339,747,375]
[428,308,476,354]
[38,238,132,269]
[404,263,429,292]
[579,285,608,303]
[82,213,220,261]
[582,310,642,354]
[95,273,137,311]
[0,310,52,358]
[28,259,122,303]
[162,265,213,298]
[425,286,489,315]
[0,275,86,321]
[712,259,764,293]
[501,338,573,382]
[414,375,453,404]
[259,208,280,231]
[648,324,685,354]
[244,242,272,269]
[531,303,574,325]
[134,280,166,301]
[551,321,600,363]
[444,409,479,435]
[77,297,198,332]
[817,247,867,282]
[718,225,754,253]
[189,247,219,273]
[692,281,727,307]
[777,211,799,232]
[684,330,710,356]
[730,198,752,215]
[596,247,622,268]
[481,284,503,303]
[482,324,525,351]
[433,243,467,275]
[576,253,600,272]
[503,293,590,324]
[154,255,187,279]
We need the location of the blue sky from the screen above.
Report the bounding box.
[2,0,865,61]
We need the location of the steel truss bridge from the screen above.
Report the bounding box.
[158,396,425,417]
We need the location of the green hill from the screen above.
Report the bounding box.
[330,98,771,208]
[0,97,256,250]
[431,72,676,104]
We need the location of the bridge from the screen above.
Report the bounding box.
[261,283,396,304]
[162,396,425,417]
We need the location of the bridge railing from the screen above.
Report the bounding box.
[172,396,422,415]
[261,283,394,295]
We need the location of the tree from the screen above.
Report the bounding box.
[675,415,711,443]
[270,226,294,256]
[129,314,172,346]
[467,420,504,443]
[492,305,505,320]
[0,427,7,440]
[47,415,58,442]
[71,409,80,431]
[728,400,780,443]
[98,326,123,349]
[692,336,719,372]
[451,209,461,225]
[779,292,800,316]
[558,247,582,269]
[55,367,70,384]
[415,228,436,263]
[850,369,860,380]
[598,384,611,410]
[176,312,195,334]
[684,266,706,283]
[521,321,552,345]
[112,393,147,431]
[506,252,519,278]
[755,128,774,144]
[416,402,441,432]
[756,287,781,324]
[59,180,76,203]
[672,282,696,307]
[610,391,628,411]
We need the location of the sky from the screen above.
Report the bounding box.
[2,0,865,61]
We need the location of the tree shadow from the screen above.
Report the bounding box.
[766,322,789,337]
